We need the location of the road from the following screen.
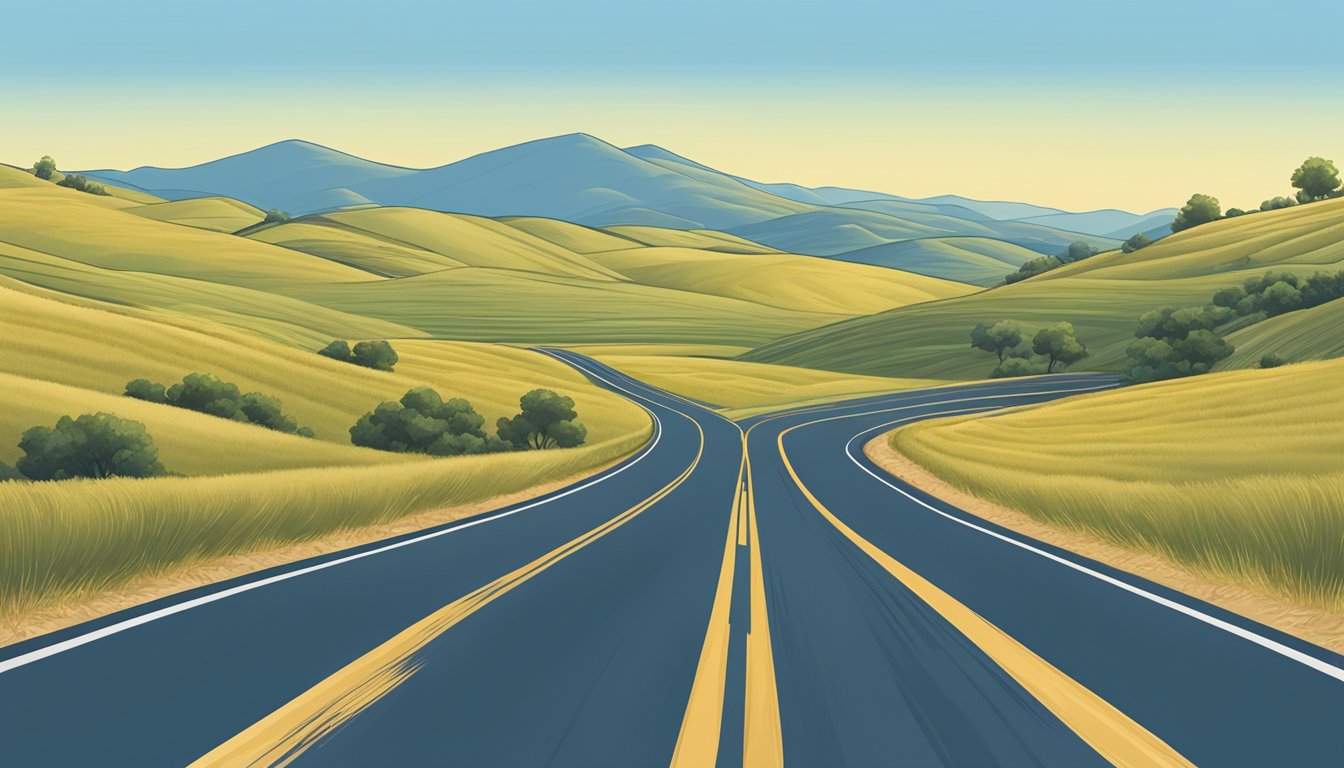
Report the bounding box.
[1,352,1341,766]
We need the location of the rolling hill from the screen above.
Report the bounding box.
[72,134,1165,284]
[744,197,1344,379]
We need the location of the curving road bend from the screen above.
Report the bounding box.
[0,352,1340,766]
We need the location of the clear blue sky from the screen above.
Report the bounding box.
[5,0,1341,211]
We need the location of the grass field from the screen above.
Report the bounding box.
[889,358,1344,606]
[127,196,265,233]
[595,354,941,416]
[746,199,1344,379]
[0,425,648,618]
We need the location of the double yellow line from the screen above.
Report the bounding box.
[193,414,706,767]
[672,424,783,768]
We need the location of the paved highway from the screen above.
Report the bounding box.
[1,352,1341,766]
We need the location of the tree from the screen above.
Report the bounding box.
[1259,281,1302,316]
[496,389,587,450]
[1171,194,1221,232]
[1032,322,1088,373]
[1061,241,1098,263]
[1121,233,1153,253]
[0,461,23,482]
[33,156,56,180]
[969,321,1023,364]
[167,372,246,421]
[1259,353,1288,369]
[16,413,166,480]
[57,174,109,196]
[317,340,354,363]
[1224,208,1249,218]
[124,378,168,403]
[263,209,291,224]
[240,392,299,433]
[1290,157,1341,203]
[349,386,498,456]
[1004,255,1063,284]
[1211,286,1247,310]
[351,340,398,371]
[1134,305,1234,341]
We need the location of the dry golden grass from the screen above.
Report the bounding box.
[891,358,1344,606]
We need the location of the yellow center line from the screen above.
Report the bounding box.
[670,431,745,767]
[192,416,706,768]
[742,427,784,767]
[777,410,1193,768]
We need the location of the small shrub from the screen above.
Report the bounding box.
[990,357,1045,378]
[1260,353,1289,369]
[263,209,291,224]
[317,340,354,363]
[17,413,166,480]
[33,156,56,180]
[296,426,316,439]
[1121,233,1153,253]
[350,386,504,456]
[352,340,398,371]
[124,378,167,404]
[56,174,109,196]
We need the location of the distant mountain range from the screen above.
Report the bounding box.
[78,134,1175,285]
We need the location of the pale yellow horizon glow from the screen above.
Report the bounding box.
[8,82,1341,213]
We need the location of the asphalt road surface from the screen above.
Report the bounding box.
[1,352,1340,766]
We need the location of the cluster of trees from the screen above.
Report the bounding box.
[5,413,165,481]
[1121,232,1153,253]
[970,320,1088,377]
[263,209,290,224]
[57,174,109,196]
[1172,157,1341,232]
[1120,305,1235,383]
[1212,269,1344,319]
[1003,241,1100,284]
[125,373,314,437]
[31,156,109,196]
[318,339,399,372]
[350,387,586,456]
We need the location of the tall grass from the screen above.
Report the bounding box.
[0,429,648,618]
[890,359,1344,607]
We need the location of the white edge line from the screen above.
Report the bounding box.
[823,407,1344,684]
[0,353,677,676]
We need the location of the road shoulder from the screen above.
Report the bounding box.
[864,436,1344,655]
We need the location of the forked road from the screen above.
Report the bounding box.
[1,353,1342,766]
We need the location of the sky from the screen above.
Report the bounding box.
[4,0,1342,212]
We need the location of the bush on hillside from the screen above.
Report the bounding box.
[989,356,1046,378]
[123,372,311,434]
[1003,255,1062,284]
[124,378,168,404]
[1121,304,1236,385]
[1260,196,1297,212]
[316,339,399,372]
[350,386,508,456]
[1259,353,1289,369]
[16,413,166,480]
[497,389,588,450]
[32,156,56,180]
[1121,233,1153,253]
[56,174,109,196]
[1171,194,1221,232]
[263,209,291,224]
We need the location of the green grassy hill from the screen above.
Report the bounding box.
[889,357,1344,606]
[830,236,1041,286]
[127,196,266,233]
[746,198,1344,379]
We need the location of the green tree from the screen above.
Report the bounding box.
[349,386,497,456]
[1004,255,1063,284]
[969,321,1023,364]
[0,461,24,482]
[1211,286,1247,310]
[317,340,354,363]
[496,389,587,450]
[1259,353,1288,369]
[1032,322,1088,373]
[1171,194,1221,232]
[263,209,291,224]
[240,392,299,433]
[16,413,166,480]
[1260,196,1297,212]
[167,372,246,420]
[990,357,1045,378]
[33,156,56,180]
[1121,233,1153,253]
[1259,281,1302,316]
[1061,241,1097,263]
[124,378,168,403]
[351,340,399,372]
[1290,157,1341,203]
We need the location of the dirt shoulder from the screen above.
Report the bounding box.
[1,458,623,648]
[865,436,1344,655]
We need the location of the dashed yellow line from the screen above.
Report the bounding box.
[776,415,1193,768]
[192,418,705,768]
